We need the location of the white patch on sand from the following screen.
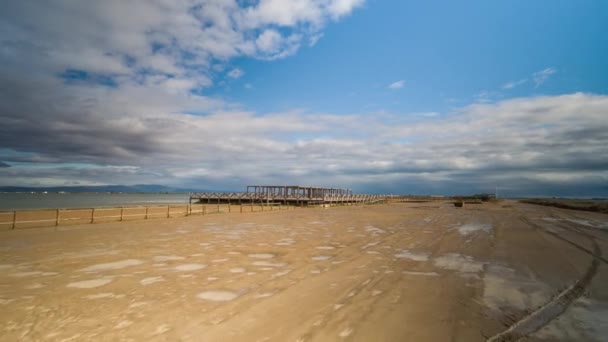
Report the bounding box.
[25,283,45,289]
[362,241,379,249]
[402,271,439,277]
[207,277,219,281]
[153,324,171,335]
[229,268,245,273]
[394,250,429,262]
[482,265,549,312]
[114,320,133,329]
[372,290,383,297]
[0,264,13,270]
[366,251,380,255]
[0,298,16,305]
[248,253,275,259]
[311,255,332,261]
[174,264,206,271]
[272,270,291,278]
[434,253,484,274]
[199,243,212,247]
[212,258,229,263]
[67,278,113,288]
[457,223,493,236]
[197,290,239,302]
[227,251,241,255]
[253,292,274,299]
[9,271,42,277]
[153,255,184,262]
[334,304,344,310]
[152,263,167,267]
[316,246,335,250]
[252,261,286,267]
[85,292,117,299]
[533,297,608,341]
[339,327,353,338]
[311,269,321,274]
[80,259,143,272]
[140,276,165,285]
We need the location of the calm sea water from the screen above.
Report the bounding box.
[0,193,191,210]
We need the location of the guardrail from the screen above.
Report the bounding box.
[0,203,296,230]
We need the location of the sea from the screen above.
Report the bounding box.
[0,193,191,211]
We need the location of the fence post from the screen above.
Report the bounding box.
[120,207,124,221]
[240,204,243,214]
[91,208,95,224]
[145,206,149,219]
[12,211,17,230]
[167,205,170,218]
[55,209,60,226]
[228,204,231,213]
[217,204,220,213]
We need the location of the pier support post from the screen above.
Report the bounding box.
[91,208,95,223]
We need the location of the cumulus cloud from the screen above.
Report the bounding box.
[533,67,557,88]
[1,87,607,196]
[227,68,244,79]
[388,80,405,89]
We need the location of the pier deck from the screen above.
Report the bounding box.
[190,185,386,205]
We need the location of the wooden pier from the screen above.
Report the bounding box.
[189,185,387,206]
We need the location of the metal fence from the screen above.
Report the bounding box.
[0,203,296,230]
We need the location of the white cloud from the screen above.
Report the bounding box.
[533,67,557,88]
[388,80,405,89]
[227,68,244,79]
[502,78,527,89]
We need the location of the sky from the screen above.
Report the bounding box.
[1,0,608,197]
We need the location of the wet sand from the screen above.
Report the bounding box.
[1,201,607,341]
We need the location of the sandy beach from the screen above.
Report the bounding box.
[1,201,607,341]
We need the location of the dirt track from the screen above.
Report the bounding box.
[1,201,607,341]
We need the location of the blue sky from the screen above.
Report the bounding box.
[1,1,607,196]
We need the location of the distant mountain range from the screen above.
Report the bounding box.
[0,184,213,193]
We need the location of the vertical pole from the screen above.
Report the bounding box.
[91,208,95,224]
[55,209,60,226]
[228,204,231,213]
[167,205,170,218]
[203,205,206,215]
[12,211,17,230]
[120,207,124,221]
[240,204,243,213]
[145,206,149,219]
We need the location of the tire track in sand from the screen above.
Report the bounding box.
[487,217,602,341]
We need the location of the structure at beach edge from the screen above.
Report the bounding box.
[189,185,387,206]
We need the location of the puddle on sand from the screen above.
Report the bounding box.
[153,256,184,262]
[394,250,429,262]
[457,223,492,236]
[174,264,206,271]
[252,261,286,267]
[402,271,439,277]
[67,278,113,288]
[140,276,165,285]
[483,264,549,312]
[197,290,240,302]
[247,253,275,259]
[80,259,143,272]
[434,253,484,274]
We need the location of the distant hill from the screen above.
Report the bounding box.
[0,184,213,193]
